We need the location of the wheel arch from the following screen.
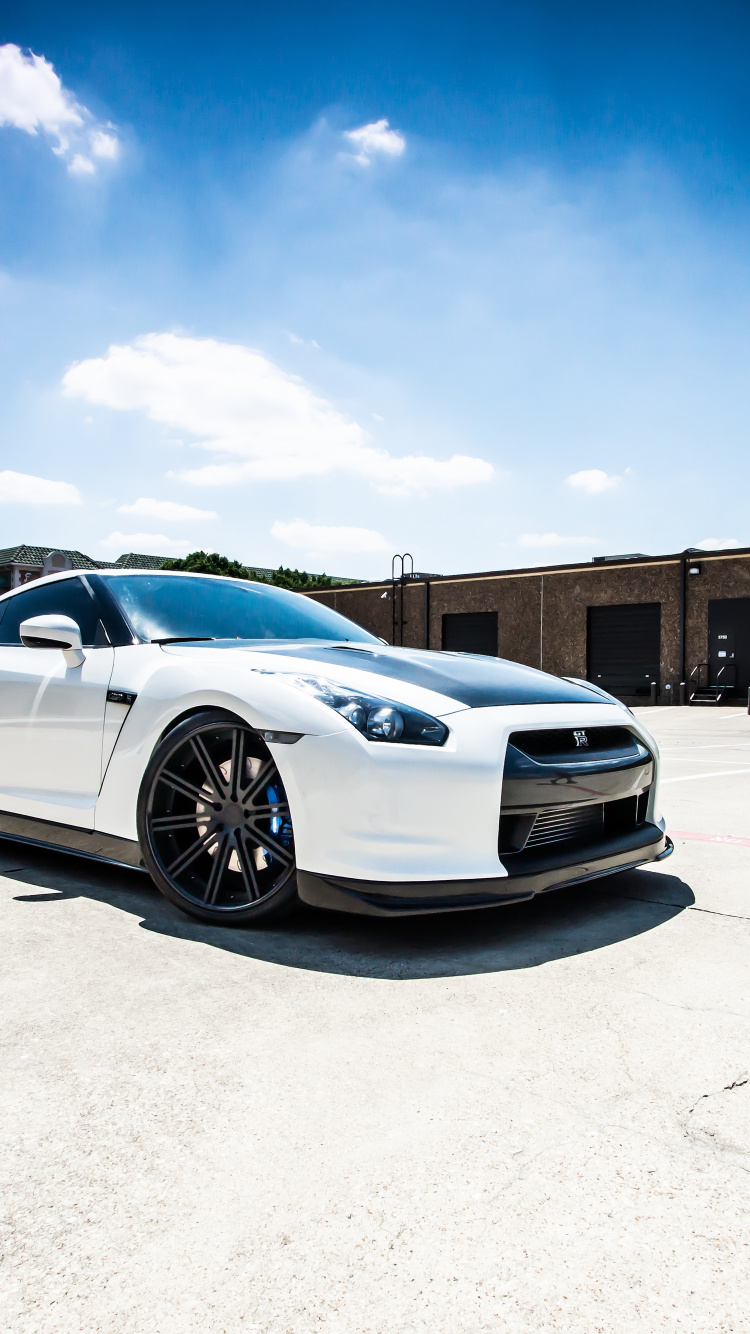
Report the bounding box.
[96,691,278,844]
[137,707,298,925]
[155,703,261,748]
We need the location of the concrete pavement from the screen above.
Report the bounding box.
[0,706,748,1332]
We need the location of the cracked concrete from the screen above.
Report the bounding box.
[684,1074,750,1161]
[688,1074,749,1114]
[0,707,749,1332]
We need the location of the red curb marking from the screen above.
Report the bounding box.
[670,830,750,847]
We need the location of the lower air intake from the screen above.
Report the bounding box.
[525,803,604,848]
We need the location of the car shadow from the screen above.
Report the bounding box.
[1,840,694,980]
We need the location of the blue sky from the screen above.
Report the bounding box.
[2,1,750,577]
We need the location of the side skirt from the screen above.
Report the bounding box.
[0,809,145,872]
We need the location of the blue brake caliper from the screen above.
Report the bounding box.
[265,781,293,861]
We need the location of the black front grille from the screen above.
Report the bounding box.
[525,803,604,848]
[508,726,643,764]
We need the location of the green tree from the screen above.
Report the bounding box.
[162,551,335,591]
[162,551,251,579]
[267,565,334,591]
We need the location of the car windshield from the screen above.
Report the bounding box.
[100,573,379,644]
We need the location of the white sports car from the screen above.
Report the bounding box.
[0,569,672,924]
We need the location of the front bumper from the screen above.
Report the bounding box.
[297,824,672,917]
[275,701,660,885]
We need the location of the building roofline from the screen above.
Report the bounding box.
[303,545,750,595]
[0,544,363,583]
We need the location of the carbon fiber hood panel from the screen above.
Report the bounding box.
[202,640,606,708]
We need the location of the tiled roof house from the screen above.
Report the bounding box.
[0,546,363,593]
[0,545,169,592]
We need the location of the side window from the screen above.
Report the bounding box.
[0,579,106,648]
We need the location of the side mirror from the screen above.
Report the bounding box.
[20,614,85,667]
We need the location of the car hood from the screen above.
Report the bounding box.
[164,639,607,709]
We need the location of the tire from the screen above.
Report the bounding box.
[137,709,299,926]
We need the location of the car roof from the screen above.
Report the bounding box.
[0,568,272,602]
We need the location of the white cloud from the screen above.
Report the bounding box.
[695,537,741,551]
[566,469,621,495]
[99,531,191,556]
[0,44,82,147]
[0,44,119,173]
[90,129,118,160]
[118,496,218,522]
[68,153,95,176]
[271,519,390,554]
[343,119,406,166]
[287,331,320,349]
[63,333,492,496]
[0,470,82,505]
[518,532,597,548]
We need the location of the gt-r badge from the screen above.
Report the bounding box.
[573,729,589,747]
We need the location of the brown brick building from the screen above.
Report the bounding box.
[305,547,750,705]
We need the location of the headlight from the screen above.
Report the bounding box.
[286,675,448,746]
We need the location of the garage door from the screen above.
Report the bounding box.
[587,603,661,698]
[442,611,498,656]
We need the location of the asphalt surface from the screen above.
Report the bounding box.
[0,706,748,1333]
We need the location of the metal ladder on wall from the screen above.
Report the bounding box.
[391,553,413,646]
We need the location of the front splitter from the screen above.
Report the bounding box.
[297,829,671,918]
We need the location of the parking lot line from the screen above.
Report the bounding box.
[661,755,750,764]
[659,742,750,752]
[670,829,750,847]
[661,767,750,783]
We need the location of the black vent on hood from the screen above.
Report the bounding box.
[228,642,605,709]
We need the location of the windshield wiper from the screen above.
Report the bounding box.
[151,636,216,644]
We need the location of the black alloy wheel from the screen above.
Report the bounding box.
[138,710,298,925]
